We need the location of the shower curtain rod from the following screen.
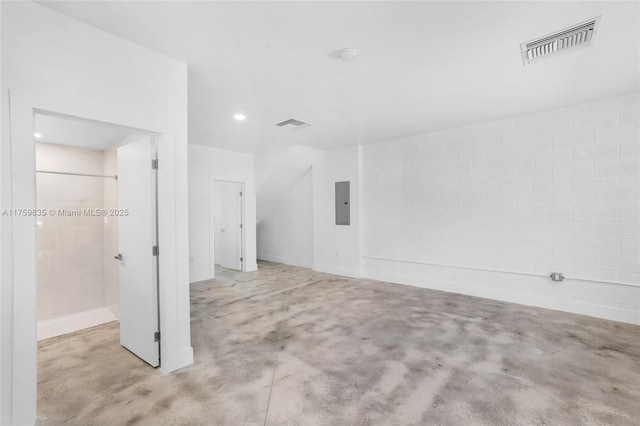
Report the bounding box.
[36,170,118,180]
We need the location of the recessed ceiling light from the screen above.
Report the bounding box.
[234,114,246,121]
[34,132,42,138]
[340,48,359,61]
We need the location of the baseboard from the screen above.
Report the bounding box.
[161,346,194,373]
[38,307,118,341]
[313,263,361,279]
[362,257,640,325]
[178,346,194,368]
[257,253,288,264]
[189,271,214,284]
[257,254,311,269]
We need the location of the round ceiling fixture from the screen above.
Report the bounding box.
[339,48,359,62]
[34,132,43,138]
[233,113,246,121]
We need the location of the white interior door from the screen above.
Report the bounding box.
[117,136,159,367]
[212,180,243,271]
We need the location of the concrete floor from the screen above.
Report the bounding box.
[38,261,640,425]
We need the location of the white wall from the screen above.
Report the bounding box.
[312,146,361,278]
[257,168,313,268]
[188,144,257,282]
[361,93,640,324]
[36,143,106,321]
[1,3,192,424]
[0,3,5,423]
[255,145,323,221]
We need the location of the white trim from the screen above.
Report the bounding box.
[362,256,640,325]
[210,178,246,272]
[361,255,640,288]
[178,346,194,367]
[313,263,361,279]
[257,254,289,264]
[257,254,312,269]
[5,90,193,424]
[189,272,214,284]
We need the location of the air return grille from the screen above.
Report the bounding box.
[521,17,600,66]
[276,118,312,129]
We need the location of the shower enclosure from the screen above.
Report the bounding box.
[36,141,120,339]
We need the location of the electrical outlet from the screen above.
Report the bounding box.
[550,272,564,282]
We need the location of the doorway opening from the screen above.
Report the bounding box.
[211,180,245,272]
[34,112,162,375]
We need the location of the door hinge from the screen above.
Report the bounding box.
[240,191,243,196]
[152,245,159,256]
[240,257,243,262]
[240,224,243,229]
[154,331,161,342]
[152,159,158,169]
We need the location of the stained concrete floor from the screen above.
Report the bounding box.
[38,261,640,425]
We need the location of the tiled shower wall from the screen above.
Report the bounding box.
[361,93,640,323]
[36,143,106,320]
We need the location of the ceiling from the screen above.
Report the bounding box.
[35,114,138,150]
[39,1,640,153]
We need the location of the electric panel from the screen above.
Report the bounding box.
[335,181,350,225]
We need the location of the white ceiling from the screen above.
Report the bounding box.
[35,114,137,150]
[40,1,639,153]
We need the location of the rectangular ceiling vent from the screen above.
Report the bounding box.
[521,16,601,66]
[276,118,312,129]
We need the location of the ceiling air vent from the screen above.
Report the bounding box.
[521,16,601,66]
[276,118,312,129]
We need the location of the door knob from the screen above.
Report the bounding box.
[114,253,123,261]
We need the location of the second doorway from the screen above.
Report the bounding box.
[211,180,244,271]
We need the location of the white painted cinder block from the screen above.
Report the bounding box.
[621,238,640,256]
[360,93,640,324]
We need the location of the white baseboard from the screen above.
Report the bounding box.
[313,263,361,279]
[257,253,287,264]
[38,307,118,341]
[161,346,194,373]
[179,346,194,367]
[362,257,640,325]
[257,254,311,269]
[190,271,215,284]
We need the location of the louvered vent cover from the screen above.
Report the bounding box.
[276,118,312,129]
[521,17,600,66]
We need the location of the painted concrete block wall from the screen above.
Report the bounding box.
[312,146,361,277]
[257,168,313,268]
[188,144,257,282]
[36,143,105,320]
[361,93,640,324]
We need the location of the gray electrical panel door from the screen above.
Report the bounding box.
[335,181,350,225]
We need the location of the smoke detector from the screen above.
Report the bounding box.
[521,16,601,66]
[340,48,359,61]
[275,118,312,129]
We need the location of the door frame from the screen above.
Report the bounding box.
[209,179,245,273]
[3,90,193,424]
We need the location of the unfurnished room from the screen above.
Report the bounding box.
[1,1,639,425]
